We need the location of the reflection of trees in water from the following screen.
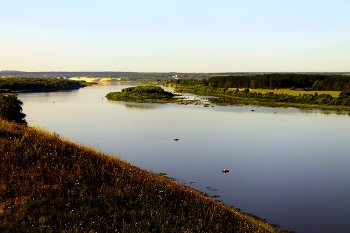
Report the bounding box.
[123,102,162,110]
[106,99,162,110]
[297,108,350,116]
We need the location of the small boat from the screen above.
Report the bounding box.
[222,168,229,173]
[174,138,179,141]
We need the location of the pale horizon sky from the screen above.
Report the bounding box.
[1,0,349,73]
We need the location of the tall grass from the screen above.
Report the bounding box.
[243,89,341,98]
[0,119,293,232]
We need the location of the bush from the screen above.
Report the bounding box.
[0,94,27,124]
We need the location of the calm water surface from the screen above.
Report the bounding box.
[18,83,350,233]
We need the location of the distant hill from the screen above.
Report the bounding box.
[0,71,137,78]
[1,71,349,78]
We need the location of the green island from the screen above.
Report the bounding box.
[0,119,292,232]
[106,85,176,103]
[0,77,92,93]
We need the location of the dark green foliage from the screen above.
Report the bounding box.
[338,90,350,99]
[0,77,89,92]
[0,94,26,124]
[225,89,350,107]
[106,86,175,102]
[166,78,209,87]
[0,120,289,232]
[207,74,350,91]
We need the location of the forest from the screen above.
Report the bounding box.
[224,88,350,107]
[206,73,350,91]
[0,78,90,92]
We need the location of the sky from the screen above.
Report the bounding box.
[1,0,350,72]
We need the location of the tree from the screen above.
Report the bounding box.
[0,94,27,124]
[338,90,350,99]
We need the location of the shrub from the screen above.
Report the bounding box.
[0,94,27,124]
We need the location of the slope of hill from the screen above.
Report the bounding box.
[0,119,292,232]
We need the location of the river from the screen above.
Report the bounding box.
[17,83,350,233]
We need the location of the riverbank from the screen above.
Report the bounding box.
[0,119,293,232]
[170,84,350,111]
[210,95,350,111]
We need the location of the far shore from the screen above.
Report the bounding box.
[209,95,350,111]
[169,86,350,111]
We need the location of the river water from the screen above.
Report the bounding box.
[17,83,350,233]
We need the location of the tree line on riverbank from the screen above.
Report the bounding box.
[167,81,350,108]
[0,78,90,93]
[170,73,350,91]
[211,73,350,90]
[229,88,350,107]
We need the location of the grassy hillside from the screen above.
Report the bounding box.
[0,119,292,232]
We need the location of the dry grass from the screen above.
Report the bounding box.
[0,119,293,233]
[229,88,341,98]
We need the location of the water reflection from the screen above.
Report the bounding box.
[297,108,350,116]
[120,102,163,110]
[19,90,80,103]
[197,95,219,99]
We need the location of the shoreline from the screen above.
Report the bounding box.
[108,94,350,112]
[0,119,292,232]
[210,95,350,111]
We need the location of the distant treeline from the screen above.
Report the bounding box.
[0,71,211,80]
[226,88,350,107]
[0,71,137,78]
[0,78,89,92]
[201,74,350,91]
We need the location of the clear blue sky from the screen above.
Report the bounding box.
[1,0,349,72]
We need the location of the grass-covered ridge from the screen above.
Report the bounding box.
[0,119,292,232]
[106,85,175,103]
